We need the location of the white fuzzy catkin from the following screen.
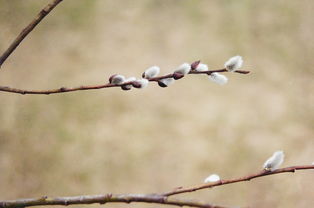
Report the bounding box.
[110,75,125,84]
[195,63,208,72]
[204,174,220,183]
[224,56,243,72]
[174,63,191,75]
[143,66,160,78]
[208,72,228,85]
[123,77,136,90]
[125,77,136,82]
[159,78,175,86]
[263,151,284,171]
[136,78,149,89]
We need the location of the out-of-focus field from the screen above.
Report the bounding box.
[0,0,313,207]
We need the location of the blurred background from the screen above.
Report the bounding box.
[0,0,313,207]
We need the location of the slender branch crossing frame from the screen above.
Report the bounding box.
[1,165,313,208]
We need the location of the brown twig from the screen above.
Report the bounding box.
[164,165,314,196]
[0,67,250,95]
[0,0,64,68]
[0,194,226,208]
[0,165,312,208]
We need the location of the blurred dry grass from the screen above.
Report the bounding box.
[0,0,314,207]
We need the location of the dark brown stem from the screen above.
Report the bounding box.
[164,165,314,196]
[0,0,64,68]
[0,67,250,95]
[0,194,226,208]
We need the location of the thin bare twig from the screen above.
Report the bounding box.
[0,0,64,68]
[164,165,314,196]
[0,67,250,95]
[0,194,226,208]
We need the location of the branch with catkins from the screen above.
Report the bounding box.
[0,56,249,95]
[2,2,311,208]
[1,165,313,208]
[1,151,313,208]
[0,0,248,96]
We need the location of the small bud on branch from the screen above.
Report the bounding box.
[208,73,228,85]
[204,174,221,183]
[224,56,243,72]
[174,63,192,75]
[158,78,175,88]
[109,74,125,84]
[173,72,185,80]
[191,60,201,70]
[121,77,136,90]
[134,79,149,89]
[263,151,285,171]
[195,63,209,72]
[142,66,160,79]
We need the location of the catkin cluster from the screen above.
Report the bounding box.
[108,56,244,91]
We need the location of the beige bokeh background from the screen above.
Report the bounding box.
[0,0,313,207]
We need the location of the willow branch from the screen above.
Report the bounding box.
[1,165,312,208]
[0,194,227,208]
[164,165,314,196]
[0,67,250,95]
[0,0,64,68]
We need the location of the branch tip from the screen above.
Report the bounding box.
[0,0,64,68]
